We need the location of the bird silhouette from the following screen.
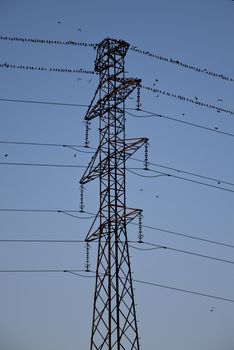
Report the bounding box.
[4,154,8,157]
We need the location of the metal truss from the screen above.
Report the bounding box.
[80,37,148,350]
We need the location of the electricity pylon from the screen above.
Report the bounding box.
[80,37,148,350]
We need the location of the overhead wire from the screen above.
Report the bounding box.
[0,35,96,47]
[130,222,234,249]
[0,138,233,188]
[141,85,234,116]
[0,97,89,108]
[0,158,233,193]
[1,96,233,139]
[130,157,234,187]
[0,268,233,303]
[127,167,234,193]
[130,45,234,84]
[0,161,86,168]
[0,235,233,266]
[131,242,234,266]
[1,35,233,84]
[0,62,95,75]
[126,109,234,138]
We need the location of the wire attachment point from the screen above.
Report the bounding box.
[85,242,91,272]
[136,85,141,111]
[138,212,144,243]
[144,140,149,170]
[85,120,91,148]
[80,184,85,212]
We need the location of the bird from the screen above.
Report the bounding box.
[194,96,198,101]
[78,28,82,32]
[214,127,219,130]
[210,306,215,312]
[74,154,77,158]
[154,94,160,98]
[181,113,185,116]
[140,189,143,192]
[217,98,223,102]
[4,154,8,157]
[57,21,61,24]
[155,195,159,198]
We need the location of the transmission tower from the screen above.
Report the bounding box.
[80,37,148,350]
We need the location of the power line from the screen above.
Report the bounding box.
[132,278,234,304]
[0,161,86,168]
[1,160,233,193]
[1,268,232,303]
[0,208,233,249]
[0,97,89,108]
[131,158,234,187]
[1,236,233,266]
[0,35,96,47]
[141,85,234,116]
[0,140,95,153]
[130,46,234,84]
[130,222,234,249]
[0,62,95,75]
[1,138,233,187]
[127,168,234,193]
[126,109,234,138]
[1,96,233,139]
[2,35,233,86]
[136,242,234,266]
[2,208,234,250]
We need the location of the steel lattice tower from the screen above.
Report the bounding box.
[80,38,148,350]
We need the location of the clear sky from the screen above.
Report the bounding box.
[0,0,234,349]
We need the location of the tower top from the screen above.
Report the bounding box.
[95,37,129,72]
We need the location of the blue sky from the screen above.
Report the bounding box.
[0,1,234,349]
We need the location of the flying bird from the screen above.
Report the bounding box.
[4,154,8,157]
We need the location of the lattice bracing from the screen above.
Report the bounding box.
[80,37,148,350]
